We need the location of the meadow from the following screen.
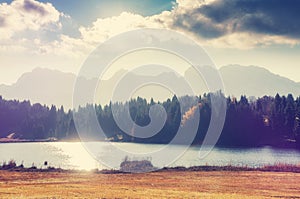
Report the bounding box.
[1,169,300,198]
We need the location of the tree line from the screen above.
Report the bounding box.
[0,93,300,148]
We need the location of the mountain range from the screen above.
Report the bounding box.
[0,65,299,109]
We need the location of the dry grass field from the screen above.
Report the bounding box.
[1,170,300,198]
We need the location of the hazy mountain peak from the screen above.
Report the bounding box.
[219,65,300,97]
[0,65,299,109]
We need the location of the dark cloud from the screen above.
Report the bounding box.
[198,0,300,38]
[23,0,47,16]
[172,12,227,39]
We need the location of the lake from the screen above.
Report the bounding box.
[1,142,300,170]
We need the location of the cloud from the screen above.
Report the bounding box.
[0,0,61,39]
[171,11,226,39]
[198,0,300,39]
[49,12,167,58]
[79,12,143,44]
[1,0,300,58]
[0,0,79,57]
[165,0,229,39]
[0,16,5,26]
[78,12,165,45]
[23,0,47,16]
[160,0,300,48]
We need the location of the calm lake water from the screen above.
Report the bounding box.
[1,142,300,170]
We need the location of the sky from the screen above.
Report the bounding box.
[0,0,300,84]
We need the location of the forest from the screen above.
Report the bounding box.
[0,92,300,148]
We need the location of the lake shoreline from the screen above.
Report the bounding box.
[2,163,300,174]
[0,137,58,143]
[1,139,299,150]
[2,142,300,171]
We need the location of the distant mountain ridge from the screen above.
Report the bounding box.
[219,65,300,97]
[0,65,299,108]
[0,68,76,109]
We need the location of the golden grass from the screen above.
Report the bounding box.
[1,170,300,198]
